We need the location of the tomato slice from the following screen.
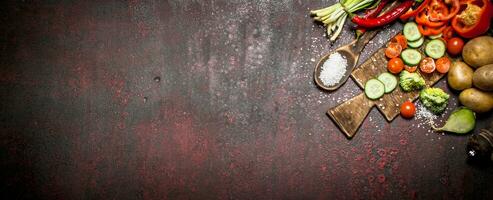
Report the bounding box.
[391,34,408,49]
[436,57,451,73]
[405,65,418,72]
[385,42,402,59]
[420,57,436,73]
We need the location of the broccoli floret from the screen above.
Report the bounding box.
[399,71,425,92]
[419,88,450,114]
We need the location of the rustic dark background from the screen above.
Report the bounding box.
[1,0,492,199]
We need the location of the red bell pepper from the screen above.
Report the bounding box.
[451,0,493,38]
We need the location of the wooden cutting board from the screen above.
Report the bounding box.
[327,40,446,139]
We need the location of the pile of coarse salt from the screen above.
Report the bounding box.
[415,103,437,127]
[319,52,347,86]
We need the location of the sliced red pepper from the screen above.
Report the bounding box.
[451,0,493,38]
[418,24,446,36]
[399,0,432,20]
[438,0,460,21]
[442,26,454,39]
[427,0,449,21]
[416,12,446,27]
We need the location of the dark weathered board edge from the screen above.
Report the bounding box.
[327,93,376,138]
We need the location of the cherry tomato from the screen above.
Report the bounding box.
[405,65,417,73]
[391,34,408,49]
[436,57,451,73]
[446,37,464,56]
[387,57,404,74]
[400,101,416,118]
[385,42,402,59]
[420,57,436,73]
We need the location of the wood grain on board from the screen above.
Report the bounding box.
[328,42,445,138]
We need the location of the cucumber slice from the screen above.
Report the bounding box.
[401,49,422,66]
[365,79,385,100]
[425,39,446,59]
[408,37,424,48]
[403,22,422,42]
[377,73,398,93]
[429,33,442,39]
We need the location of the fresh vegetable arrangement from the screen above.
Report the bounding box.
[372,18,491,134]
[311,0,493,138]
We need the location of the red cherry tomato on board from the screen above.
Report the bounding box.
[436,57,451,73]
[400,101,416,118]
[388,57,404,74]
[446,37,464,56]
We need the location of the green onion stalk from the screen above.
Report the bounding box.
[310,0,376,41]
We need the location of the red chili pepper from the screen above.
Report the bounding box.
[363,0,390,19]
[352,0,414,28]
[451,0,493,38]
[356,0,389,37]
[399,0,432,20]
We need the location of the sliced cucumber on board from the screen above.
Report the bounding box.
[429,33,442,39]
[365,79,385,100]
[425,39,446,59]
[403,22,422,42]
[408,37,424,48]
[401,49,422,66]
[377,73,398,93]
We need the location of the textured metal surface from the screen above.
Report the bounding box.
[1,0,492,199]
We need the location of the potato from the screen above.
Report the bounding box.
[462,36,493,68]
[473,64,493,91]
[459,88,493,113]
[447,61,474,91]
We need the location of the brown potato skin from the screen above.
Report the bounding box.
[448,61,474,91]
[459,88,493,113]
[462,36,493,69]
[473,64,493,91]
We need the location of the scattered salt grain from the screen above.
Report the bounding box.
[415,103,437,127]
[319,52,347,86]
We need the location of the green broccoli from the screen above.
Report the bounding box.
[399,71,425,92]
[419,88,450,114]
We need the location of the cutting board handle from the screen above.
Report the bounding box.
[327,93,375,138]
